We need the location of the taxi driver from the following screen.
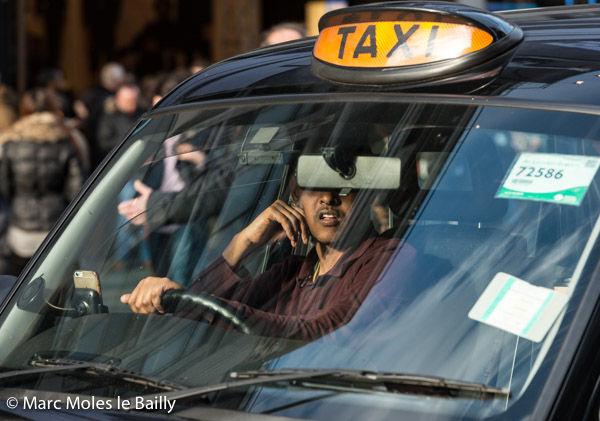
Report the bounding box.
[121,174,413,340]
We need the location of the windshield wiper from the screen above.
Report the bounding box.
[0,357,186,392]
[141,368,510,402]
[231,369,510,400]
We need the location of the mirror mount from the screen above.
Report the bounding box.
[322,147,356,180]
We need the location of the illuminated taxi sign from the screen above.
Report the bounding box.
[312,3,523,84]
[315,21,493,68]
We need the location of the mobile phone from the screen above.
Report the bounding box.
[73,270,102,300]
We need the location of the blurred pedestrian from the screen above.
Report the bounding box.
[35,67,77,120]
[78,62,127,169]
[151,69,190,106]
[139,68,190,111]
[260,22,306,47]
[36,69,91,173]
[96,83,145,163]
[0,84,19,275]
[114,71,195,279]
[189,57,210,74]
[0,89,85,276]
[0,85,18,131]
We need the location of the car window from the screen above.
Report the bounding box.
[1,98,600,419]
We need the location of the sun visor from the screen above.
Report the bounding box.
[297,155,401,190]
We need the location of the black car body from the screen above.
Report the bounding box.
[1,2,600,420]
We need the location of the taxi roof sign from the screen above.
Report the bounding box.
[312,2,523,84]
[315,21,494,68]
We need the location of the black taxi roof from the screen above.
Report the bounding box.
[155,3,600,111]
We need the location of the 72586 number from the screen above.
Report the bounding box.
[516,167,564,179]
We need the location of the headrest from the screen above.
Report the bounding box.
[392,132,508,223]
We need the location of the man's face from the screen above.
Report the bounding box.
[297,189,357,246]
[116,87,139,115]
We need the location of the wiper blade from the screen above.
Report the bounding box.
[231,369,510,400]
[143,368,509,403]
[142,369,342,402]
[0,357,186,392]
[0,360,98,381]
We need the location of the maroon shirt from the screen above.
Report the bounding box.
[189,236,415,340]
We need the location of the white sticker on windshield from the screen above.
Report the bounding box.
[496,153,600,206]
[468,273,568,343]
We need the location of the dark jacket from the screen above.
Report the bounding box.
[0,112,84,232]
[95,99,143,164]
[81,84,113,169]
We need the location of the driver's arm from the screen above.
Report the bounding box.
[222,199,308,271]
[188,237,415,341]
[121,200,309,314]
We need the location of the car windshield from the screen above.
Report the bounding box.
[1,97,600,419]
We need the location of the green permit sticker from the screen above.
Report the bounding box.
[496,153,600,206]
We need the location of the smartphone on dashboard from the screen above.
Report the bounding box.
[73,270,102,302]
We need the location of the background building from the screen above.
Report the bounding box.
[0,0,596,97]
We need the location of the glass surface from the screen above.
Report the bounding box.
[1,99,600,420]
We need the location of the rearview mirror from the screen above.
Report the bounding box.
[297,155,401,190]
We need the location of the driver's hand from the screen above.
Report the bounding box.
[222,200,309,271]
[241,200,309,248]
[120,277,183,314]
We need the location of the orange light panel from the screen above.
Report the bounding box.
[314,21,494,68]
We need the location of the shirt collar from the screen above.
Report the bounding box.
[298,233,384,280]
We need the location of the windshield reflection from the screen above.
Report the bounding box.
[1,100,599,420]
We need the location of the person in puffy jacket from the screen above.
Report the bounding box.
[0,89,85,276]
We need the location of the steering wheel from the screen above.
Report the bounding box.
[161,289,258,335]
